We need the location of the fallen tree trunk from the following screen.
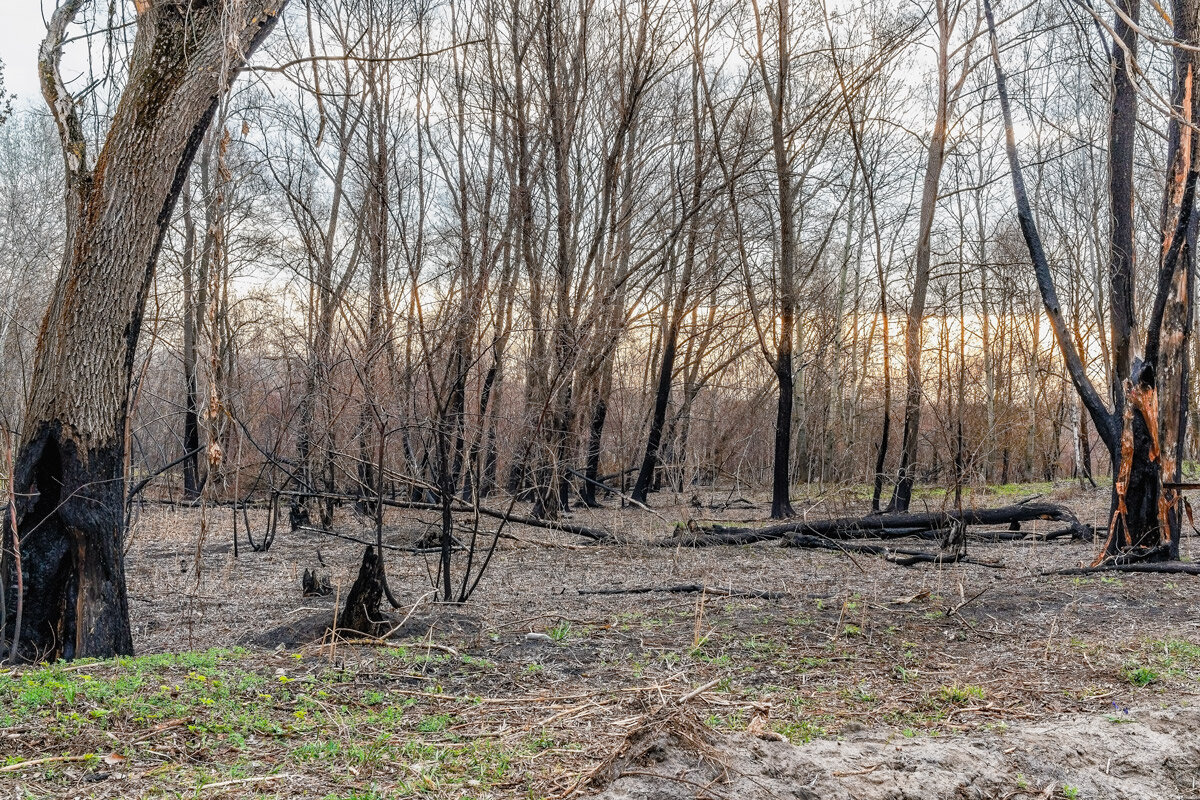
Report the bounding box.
[782,534,1006,569]
[660,503,1086,547]
[1052,562,1200,576]
[577,584,788,599]
[1048,544,1196,575]
[971,526,1085,542]
[296,525,465,555]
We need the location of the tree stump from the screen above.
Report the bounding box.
[338,546,387,636]
[301,568,332,597]
[940,519,967,559]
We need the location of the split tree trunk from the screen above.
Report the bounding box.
[1147,0,1200,558]
[1,0,284,662]
[985,0,1198,562]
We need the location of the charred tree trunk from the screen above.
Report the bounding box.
[180,179,203,501]
[772,340,796,519]
[339,546,386,636]
[1,0,283,662]
[632,318,679,504]
[1108,0,1139,411]
[757,0,797,519]
[985,0,1198,564]
[582,382,610,507]
[1147,0,1200,559]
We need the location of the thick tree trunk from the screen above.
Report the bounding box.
[1147,0,1200,559]
[1,0,283,662]
[339,546,386,636]
[1107,373,1165,553]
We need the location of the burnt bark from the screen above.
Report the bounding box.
[1147,0,1200,558]
[632,321,679,504]
[1,0,284,662]
[1108,0,1139,409]
[663,502,1086,547]
[338,546,386,636]
[771,346,795,519]
[582,388,609,507]
[984,0,1198,563]
[758,0,796,520]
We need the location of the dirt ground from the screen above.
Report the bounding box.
[6,480,1200,798]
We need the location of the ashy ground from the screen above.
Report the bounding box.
[3,481,1200,799]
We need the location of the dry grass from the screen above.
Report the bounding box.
[4,482,1200,797]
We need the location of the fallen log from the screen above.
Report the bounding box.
[970,525,1086,542]
[577,584,788,599]
[1048,544,1200,575]
[1052,562,1200,576]
[782,534,1006,569]
[296,525,465,554]
[660,503,1085,547]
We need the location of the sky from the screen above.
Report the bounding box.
[1,3,48,103]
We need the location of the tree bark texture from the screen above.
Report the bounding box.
[2,0,285,662]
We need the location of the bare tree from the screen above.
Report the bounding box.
[2,0,285,662]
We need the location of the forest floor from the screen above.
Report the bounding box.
[4,480,1200,799]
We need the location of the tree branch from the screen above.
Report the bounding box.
[248,40,483,74]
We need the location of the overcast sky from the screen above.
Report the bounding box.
[2,4,48,103]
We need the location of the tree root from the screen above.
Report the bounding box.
[1050,544,1200,576]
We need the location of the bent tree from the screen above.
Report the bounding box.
[1,0,285,662]
[985,0,1198,561]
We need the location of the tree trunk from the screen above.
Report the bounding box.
[339,546,386,636]
[1108,0,1139,410]
[985,0,1199,563]
[180,177,203,500]
[582,377,610,507]
[891,2,960,512]
[632,315,679,504]
[1142,0,1200,558]
[759,0,796,519]
[2,0,283,662]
